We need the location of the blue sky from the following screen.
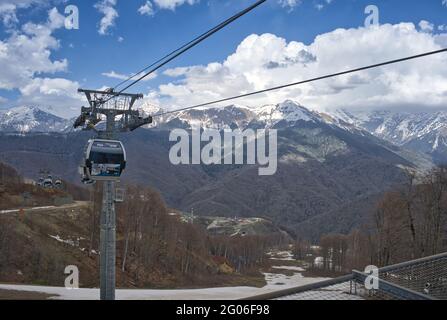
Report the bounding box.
[0,0,446,118]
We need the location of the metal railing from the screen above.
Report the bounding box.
[242,252,447,300]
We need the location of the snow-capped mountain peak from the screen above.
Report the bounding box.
[252,100,319,127]
[162,104,256,130]
[328,108,447,164]
[0,106,72,133]
[154,100,322,130]
[1,103,445,165]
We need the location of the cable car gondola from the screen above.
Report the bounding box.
[54,179,63,188]
[43,178,53,188]
[80,139,126,183]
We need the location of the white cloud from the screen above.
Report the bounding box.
[163,67,192,77]
[443,0,447,7]
[19,77,83,118]
[434,33,447,47]
[0,8,68,90]
[102,70,157,81]
[94,0,119,35]
[152,23,447,113]
[47,6,65,29]
[0,0,45,26]
[0,3,19,26]
[0,0,43,5]
[20,77,78,97]
[138,1,154,16]
[278,0,302,12]
[314,0,333,11]
[0,7,83,118]
[0,0,61,27]
[153,0,198,11]
[419,20,434,33]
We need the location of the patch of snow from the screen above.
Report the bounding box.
[272,266,305,272]
[0,270,329,300]
[0,209,20,214]
[314,257,324,268]
[0,206,57,215]
[48,235,80,247]
[267,250,295,261]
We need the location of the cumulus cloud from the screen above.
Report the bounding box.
[315,0,334,11]
[419,20,434,33]
[0,7,83,118]
[94,0,119,35]
[153,0,199,11]
[0,0,49,27]
[0,8,67,90]
[434,33,447,47]
[0,3,19,26]
[138,0,154,16]
[137,0,199,17]
[18,77,82,118]
[278,0,302,12]
[151,23,447,113]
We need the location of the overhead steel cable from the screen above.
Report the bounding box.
[103,0,267,104]
[154,48,447,118]
[112,0,266,92]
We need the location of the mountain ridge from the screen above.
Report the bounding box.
[328,108,447,164]
[1,101,442,167]
[0,106,74,133]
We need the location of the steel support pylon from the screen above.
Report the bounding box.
[76,88,148,300]
[100,180,116,300]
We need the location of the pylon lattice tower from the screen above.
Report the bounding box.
[75,88,152,300]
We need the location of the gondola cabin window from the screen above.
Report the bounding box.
[81,139,127,182]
